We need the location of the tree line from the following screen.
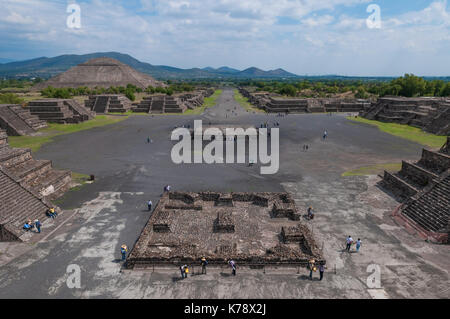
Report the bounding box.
[238,74,450,98]
[40,83,196,101]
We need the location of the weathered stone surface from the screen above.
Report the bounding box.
[362,96,450,136]
[126,192,324,268]
[0,104,47,136]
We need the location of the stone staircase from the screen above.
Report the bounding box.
[402,173,449,234]
[381,138,450,243]
[0,129,72,201]
[27,99,89,124]
[132,94,187,114]
[362,97,450,136]
[0,167,52,241]
[381,148,450,201]
[64,99,95,120]
[0,104,44,136]
[85,95,132,114]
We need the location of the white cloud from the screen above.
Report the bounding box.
[0,0,449,76]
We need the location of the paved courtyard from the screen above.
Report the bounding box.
[0,89,448,299]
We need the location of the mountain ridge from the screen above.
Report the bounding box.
[0,52,299,80]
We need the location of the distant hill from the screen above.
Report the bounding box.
[0,52,299,80]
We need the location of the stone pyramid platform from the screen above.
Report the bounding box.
[27,99,94,123]
[85,95,132,114]
[381,137,450,243]
[0,129,71,202]
[0,130,70,241]
[0,104,47,136]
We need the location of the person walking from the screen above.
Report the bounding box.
[346,236,353,252]
[229,260,236,276]
[307,206,314,220]
[308,259,316,280]
[147,200,153,212]
[180,265,185,279]
[120,244,128,261]
[323,130,328,140]
[356,238,362,252]
[35,219,41,233]
[319,264,325,281]
[201,257,208,275]
[147,137,150,144]
[184,265,189,278]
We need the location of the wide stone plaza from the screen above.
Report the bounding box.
[0,89,448,299]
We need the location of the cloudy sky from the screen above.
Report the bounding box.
[1,0,449,76]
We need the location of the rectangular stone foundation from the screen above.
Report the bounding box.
[126,192,325,269]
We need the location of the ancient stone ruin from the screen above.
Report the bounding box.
[362,97,450,136]
[27,99,94,123]
[381,138,450,243]
[238,87,370,113]
[0,129,68,241]
[85,95,132,114]
[132,89,214,114]
[0,104,47,136]
[0,129,71,200]
[126,191,324,270]
[33,57,165,90]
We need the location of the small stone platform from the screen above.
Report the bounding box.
[126,191,324,269]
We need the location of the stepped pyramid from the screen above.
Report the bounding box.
[0,129,71,201]
[0,104,47,136]
[34,57,164,90]
[0,130,70,241]
[382,137,450,243]
[27,98,94,123]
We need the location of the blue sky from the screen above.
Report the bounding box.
[0,0,449,76]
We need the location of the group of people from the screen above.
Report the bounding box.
[23,219,41,233]
[178,258,236,279]
[345,236,362,252]
[23,207,58,234]
[308,259,325,281]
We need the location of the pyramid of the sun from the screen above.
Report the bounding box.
[34,57,164,90]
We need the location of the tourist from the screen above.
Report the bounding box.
[308,259,316,280]
[46,208,57,219]
[164,185,171,193]
[201,257,208,275]
[346,236,353,252]
[229,260,236,276]
[180,265,185,279]
[23,220,34,232]
[323,130,328,140]
[356,238,362,252]
[307,206,314,220]
[319,264,325,281]
[147,200,153,212]
[306,145,309,151]
[35,219,41,233]
[184,265,190,278]
[120,244,128,261]
[147,137,150,144]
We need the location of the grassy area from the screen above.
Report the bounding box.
[8,115,129,152]
[342,163,402,177]
[184,89,222,115]
[347,117,447,149]
[233,89,265,113]
[71,172,91,185]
